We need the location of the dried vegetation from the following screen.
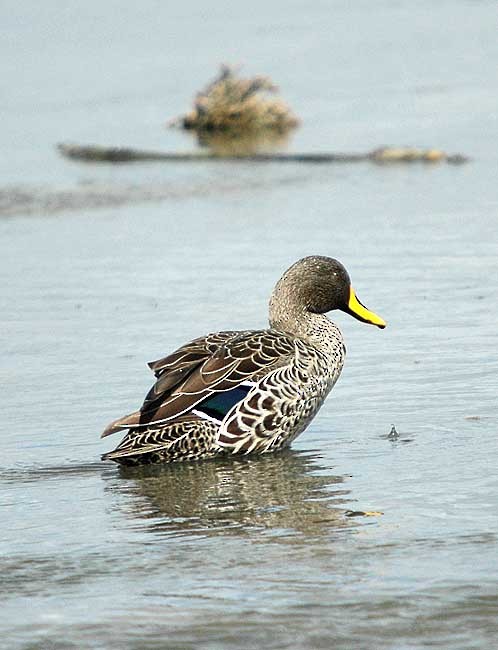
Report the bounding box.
[170,65,300,146]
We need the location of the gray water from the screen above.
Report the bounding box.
[2,2,498,648]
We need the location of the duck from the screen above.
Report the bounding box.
[101,256,386,466]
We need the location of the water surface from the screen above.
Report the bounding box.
[1,2,498,648]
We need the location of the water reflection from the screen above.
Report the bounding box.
[104,450,354,540]
[194,129,292,155]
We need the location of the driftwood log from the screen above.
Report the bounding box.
[57,143,469,165]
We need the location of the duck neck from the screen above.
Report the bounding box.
[269,293,338,347]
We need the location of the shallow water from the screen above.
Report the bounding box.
[2,2,498,649]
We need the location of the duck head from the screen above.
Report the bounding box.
[269,255,386,329]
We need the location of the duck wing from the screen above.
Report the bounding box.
[147,330,238,378]
[136,329,295,429]
[101,331,239,438]
[101,329,295,438]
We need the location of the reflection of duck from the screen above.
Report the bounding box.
[102,256,386,465]
[104,451,352,538]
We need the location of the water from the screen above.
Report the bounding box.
[1,1,498,648]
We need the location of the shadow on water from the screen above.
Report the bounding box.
[0,461,108,485]
[102,449,357,541]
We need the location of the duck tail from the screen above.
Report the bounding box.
[101,410,141,438]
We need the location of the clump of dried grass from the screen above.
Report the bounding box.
[171,65,300,136]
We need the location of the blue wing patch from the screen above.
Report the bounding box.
[193,383,254,424]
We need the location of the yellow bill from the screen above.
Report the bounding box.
[348,287,386,328]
